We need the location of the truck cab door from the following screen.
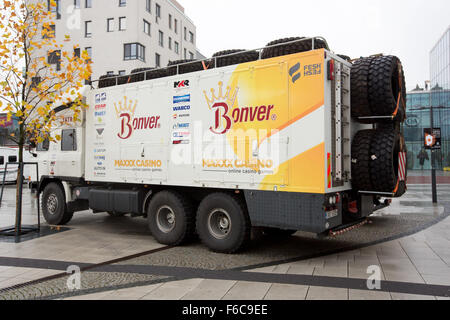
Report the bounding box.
[54,127,84,178]
[35,138,50,180]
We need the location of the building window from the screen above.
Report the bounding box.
[119,0,126,6]
[42,24,55,39]
[169,14,172,29]
[143,19,151,36]
[74,47,80,58]
[85,21,92,37]
[146,0,151,13]
[124,43,145,62]
[48,50,61,71]
[106,71,115,76]
[119,70,126,76]
[85,47,92,62]
[158,30,164,47]
[119,17,127,31]
[168,37,172,50]
[107,18,114,32]
[174,19,178,34]
[155,3,161,23]
[189,31,194,44]
[74,0,80,9]
[85,0,92,8]
[155,53,161,68]
[61,129,77,151]
[184,48,187,59]
[174,41,179,54]
[48,0,61,19]
[184,27,187,41]
[189,51,194,60]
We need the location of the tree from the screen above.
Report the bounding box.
[0,0,92,234]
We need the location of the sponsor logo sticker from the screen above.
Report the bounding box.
[173,94,191,104]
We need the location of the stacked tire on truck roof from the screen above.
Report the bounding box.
[351,55,407,199]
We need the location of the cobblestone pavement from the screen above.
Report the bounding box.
[0,183,449,300]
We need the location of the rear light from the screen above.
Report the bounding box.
[327,60,335,81]
[335,193,341,204]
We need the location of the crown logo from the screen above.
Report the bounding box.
[203,81,239,109]
[114,96,137,118]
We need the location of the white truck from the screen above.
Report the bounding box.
[33,38,408,253]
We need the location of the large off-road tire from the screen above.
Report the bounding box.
[350,57,374,120]
[368,55,406,119]
[98,75,117,88]
[337,54,352,62]
[369,130,405,194]
[167,59,208,75]
[212,49,259,68]
[196,193,251,254]
[147,190,195,246]
[261,37,327,59]
[128,68,155,83]
[41,182,74,225]
[351,130,376,191]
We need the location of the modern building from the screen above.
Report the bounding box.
[403,26,450,171]
[45,0,198,81]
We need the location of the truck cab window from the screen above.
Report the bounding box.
[0,156,4,165]
[61,129,77,151]
[37,139,50,151]
[8,155,17,163]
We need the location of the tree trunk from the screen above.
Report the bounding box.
[14,122,25,235]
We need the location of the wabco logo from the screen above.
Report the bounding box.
[174,80,190,89]
[173,105,190,112]
[114,97,161,140]
[204,82,276,135]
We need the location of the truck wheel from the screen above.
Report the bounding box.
[147,190,195,246]
[351,130,375,191]
[262,228,296,237]
[370,130,403,193]
[212,49,259,67]
[261,37,327,59]
[41,183,74,225]
[351,57,374,120]
[196,193,251,254]
[368,55,406,119]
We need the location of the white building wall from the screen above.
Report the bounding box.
[45,0,197,80]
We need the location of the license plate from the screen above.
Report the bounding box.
[326,209,338,220]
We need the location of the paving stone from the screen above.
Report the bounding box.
[306,286,348,300]
[222,281,272,300]
[264,283,308,300]
[349,289,391,300]
[181,279,236,300]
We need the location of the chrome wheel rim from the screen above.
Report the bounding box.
[208,209,232,240]
[47,194,58,215]
[156,206,176,233]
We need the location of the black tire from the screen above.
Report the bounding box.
[196,193,251,254]
[370,130,402,193]
[147,190,195,246]
[368,55,406,119]
[351,130,375,191]
[145,68,170,80]
[128,68,155,83]
[337,54,351,62]
[167,59,207,75]
[261,37,327,59]
[212,49,259,68]
[41,182,74,225]
[350,57,374,120]
[262,227,296,237]
[98,75,117,88]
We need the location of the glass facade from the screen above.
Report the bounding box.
[403,27,450,171]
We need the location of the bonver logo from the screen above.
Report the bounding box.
[114,97,161,140]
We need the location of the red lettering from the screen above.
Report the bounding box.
[257,106,267,121]
[210,102,232,135]
[118,113,133,139]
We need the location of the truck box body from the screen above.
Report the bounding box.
[84,49,353,199]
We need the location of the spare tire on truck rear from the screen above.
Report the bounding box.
[369,130,407,197]
[351,129,376,192]
[167,59,208,75]
[212,49,260,68]
[350,57,374,121]
[261,37,327,59]
[128,67,155,83]
[368,55,406,120]
[98,75,117,88]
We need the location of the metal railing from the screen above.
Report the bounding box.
[90,36,330,89]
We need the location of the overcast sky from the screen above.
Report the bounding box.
[181,0,449,91]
